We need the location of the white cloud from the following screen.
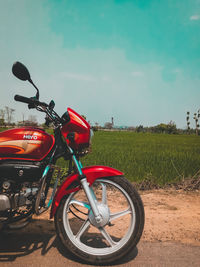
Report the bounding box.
[131,71,144,77]
[190,14,200,20]
[61,72,96,82]
[173,68,182,74]
[102,75,111,82]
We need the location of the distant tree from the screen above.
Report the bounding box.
[193,112,199,135]
[28,115,37,125]
[0,109,5,120]
[186,111,190,132]
[154,123,168,133]
[198,109,200,119]
[5,106,15,125]
[127,126,136,131]
[0,109,6,126]
[136,125,144,133]
[167,121,177,134]
[18,115,38,127]
[154,121,177,134]
[92,122,99,131]
[198,110,200,135]
[92,126,98,132]
[0,119,5,126]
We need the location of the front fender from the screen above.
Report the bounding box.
[50,165,123,218]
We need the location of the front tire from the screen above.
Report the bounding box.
[55,176,144,265]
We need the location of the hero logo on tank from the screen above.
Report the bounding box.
[23,134,38,140]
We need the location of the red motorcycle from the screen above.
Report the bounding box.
[0,62,144,264]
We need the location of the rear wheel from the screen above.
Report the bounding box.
[55,176,144,265]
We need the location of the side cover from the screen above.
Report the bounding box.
[50,165,123,218]
[0,127,55,161]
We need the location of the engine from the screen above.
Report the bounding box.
[0,180,39,213]
[0,160,46,216]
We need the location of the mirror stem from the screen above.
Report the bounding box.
[28,78,40,99]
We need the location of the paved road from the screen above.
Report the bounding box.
[0,229,200,267]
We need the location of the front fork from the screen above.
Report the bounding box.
[70,148,102,224]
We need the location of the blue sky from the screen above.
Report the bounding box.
[0,0,200,128]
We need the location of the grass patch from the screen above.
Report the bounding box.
[1,127,199,186]
[79,131,200,185]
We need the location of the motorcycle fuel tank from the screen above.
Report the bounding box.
[0,127,55,161]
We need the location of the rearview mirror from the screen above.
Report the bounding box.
[12,61,31,81]
[12,61,40,100]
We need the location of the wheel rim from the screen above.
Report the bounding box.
[62,179,136,256]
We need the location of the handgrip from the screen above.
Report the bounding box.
[14,94,49,108]
[14,95,34,105]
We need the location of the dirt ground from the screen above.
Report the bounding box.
[30,189,200,246]
[0,189,200,266]
[141,189,200,245]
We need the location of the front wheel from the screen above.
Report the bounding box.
[55,176,144,265]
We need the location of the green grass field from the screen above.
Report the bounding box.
[79,131,200,185]
[1,127,199,185]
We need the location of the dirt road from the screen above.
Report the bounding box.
[0,189,200,266]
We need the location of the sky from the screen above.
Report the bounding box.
[0,0,200,128]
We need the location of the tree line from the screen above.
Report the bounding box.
[0,106,38,127]
[186,110,200,135]
[100,120,179,134]
[1,106,200,135]
[0,107,15,126]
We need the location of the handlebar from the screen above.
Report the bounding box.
[14,94,62,126]
[14,94,48,107]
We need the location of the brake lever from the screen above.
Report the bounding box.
[28,96,37,109]
[28,103,35,109]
